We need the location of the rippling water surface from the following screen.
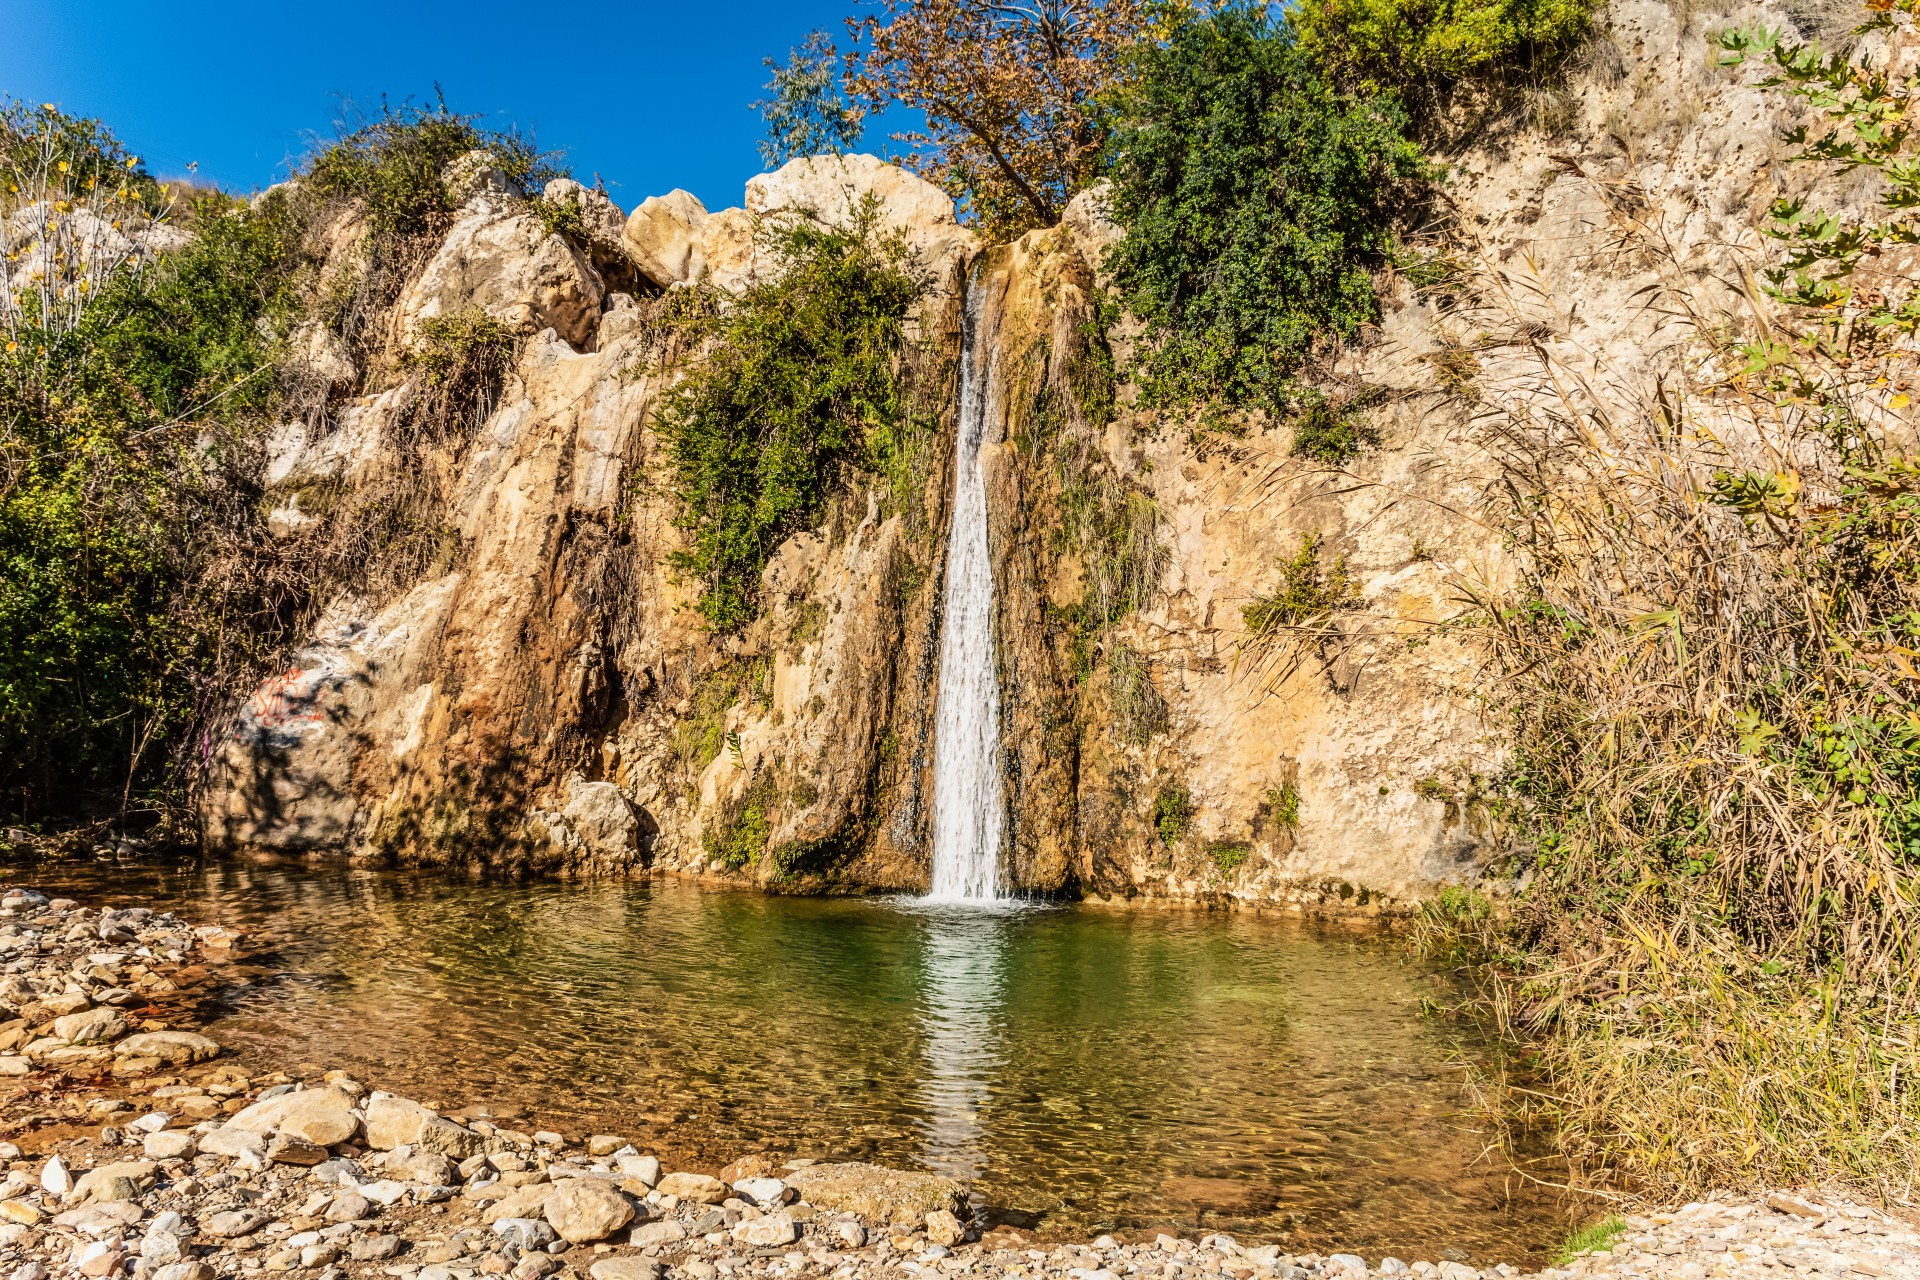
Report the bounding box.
[34,861,1565,1261]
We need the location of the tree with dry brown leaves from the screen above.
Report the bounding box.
[845,0,1153,238]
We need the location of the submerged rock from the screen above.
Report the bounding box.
[782,1162,966,1224]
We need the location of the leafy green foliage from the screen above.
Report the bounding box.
[1105,4,1428,419]
[306,94,562,241]
[656,215,922,631]
[1151,779,1195,846]
[1291,387,1384,463]
[754,29,866,168]
[1719,10,1920,337]
[0,95,552,823]
[1209,841,1251,875]
[1266,781,1301,830]
[1294,0,1594,109]
[2,99,165,214]
[707,775,776,870]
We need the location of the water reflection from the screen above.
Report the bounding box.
[912,907,1017,1180]
[23,861,1567,1262]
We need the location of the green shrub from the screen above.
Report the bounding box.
[1105,4,1428,420]
[1151,780,1195,847]
[306,95,562,241]
[656,213,922,631]
[1,115,304,817]
[1294,0,1595,110]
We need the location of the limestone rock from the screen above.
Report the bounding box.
[1061,180,1121,276]
[51,1007,126,1045]
[227,1087,358,1139]
[541,179,632,280]
[142,1131,196,1160]
[745,154,976,284]
[386,1146,457,1184]
[326,1191,373,1223]
[112,1031,218,1065]
[782,1162,966,1223]
[74,1160,155,1203]
[398,196,605,348]
[364,1096,483,1157]
[266,1134,329,1165]
[655,1172,727,1204]
[560,778,642,868]
[590,1259,662,1280]
[925,1209,966,1247]
[203,1209,267,1239]
[730,1211,799,1247]
[733,1177,789,1208]
[481,1184,554,1225]
[197,1126,267,1160]
[615,1154,660,1187]
[542,1177,635,1243]
[622,190,708,288]
[630,1220,686,1246]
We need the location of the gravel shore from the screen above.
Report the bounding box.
[0,887,1913,1280]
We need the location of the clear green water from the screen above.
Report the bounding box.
[35,861,1565,1262]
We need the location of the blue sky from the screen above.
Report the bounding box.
[3,0,904,213]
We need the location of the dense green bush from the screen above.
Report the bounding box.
[0,185,302,818]
[657,214,922,631]
[307,95,561,241]
[1294,0,1594,109]
[1105,4,1428,421]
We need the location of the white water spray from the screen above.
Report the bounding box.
[927,277,1006,902]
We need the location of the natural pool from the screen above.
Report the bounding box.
[33,861,1566,1263]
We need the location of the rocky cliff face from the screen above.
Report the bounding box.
[206,0,1822,906]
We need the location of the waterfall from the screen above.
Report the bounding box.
[927,274,1006,902]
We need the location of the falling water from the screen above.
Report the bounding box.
[928,275,1006,902]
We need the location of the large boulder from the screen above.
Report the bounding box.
[561,777,643,868]
[780,1163,966,1225]
[397,168,606,348]
[621,190,708,288]
[745,154,975,283]
[634,156,978,297]
[227,1088,359,1141]
[363,1096,483,1158]
[542,1178,635,1243]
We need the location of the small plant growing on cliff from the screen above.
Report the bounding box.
[1267,781,1301,831]
[1290,387,1385,464]
[1242,533,1360,635]
[1210,841,1251,876]
[656,212,922,631]
[1151,780,1195,847]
